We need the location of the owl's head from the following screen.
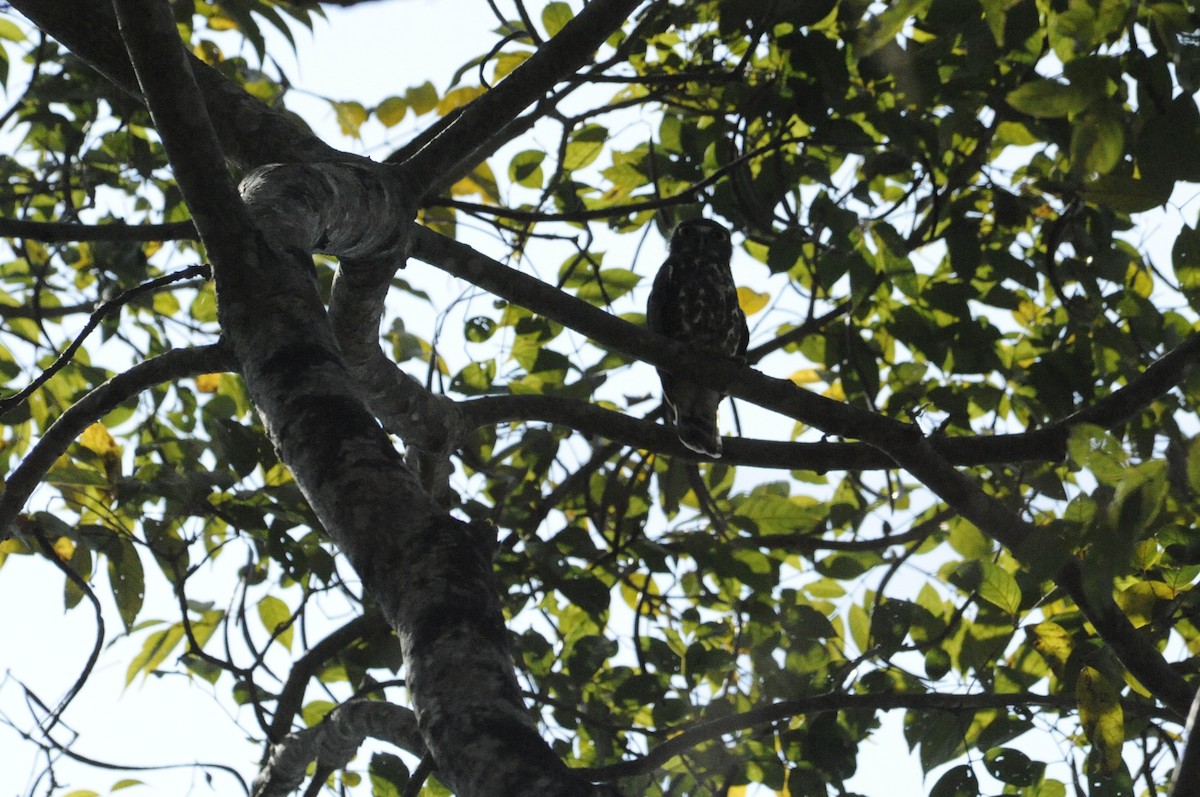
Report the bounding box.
[670,218,733,261]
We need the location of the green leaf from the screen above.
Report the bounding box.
[509,150,546,188]
[924,646,951,680]
[332,101,368,138]
[1077,666,1124,774]
[947,517,991,558]
[1066,424,1127,486]
[125,624,184,685]
[1006,79,1092,118]
[405,81,438,115]
[949,559,1021,615]
[257,594,294,651]
[542,2,573,37]
[438,85,487,116]
[1109,459,1168,537]
[376,96,408,127]
[369,751,410,797]
[928,765,979,797]
[0,18,27,41]
[729,492,825,535]
[976,560,1022,615]
[451,360,496,395]
[856,0,934,57]
[464,316,497,343]
[983,747,1041,786]
[1174,225,1200,310]
[869,599,914,654]
[1080,174,1173,213]
[1026,621,1073,677]
[563,124,608,171]
[111,780,145,791]
[1070,104,1124,175]
[108,541,145,631]
[573,269,641,304]
[301,700,337,727]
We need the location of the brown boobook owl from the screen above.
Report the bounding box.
[646,219,748,457]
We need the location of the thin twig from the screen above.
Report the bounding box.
[0,264,211,414]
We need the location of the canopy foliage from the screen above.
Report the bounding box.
[2,1,1200,796]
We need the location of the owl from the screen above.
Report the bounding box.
[646,219,748,458]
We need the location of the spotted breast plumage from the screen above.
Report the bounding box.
[646,219,748,458]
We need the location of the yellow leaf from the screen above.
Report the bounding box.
[789,369,821,386]
[1115,581,1176,628]
[727,787,748,797]
[1077,666,1124,773]
[25,240,49,266]
[52,536,75,561]
[822,381,845,401]
[196,373,221,393]
[152,291,180,316]
[1027,620,1073,677]
[737,286,769,315]
[79,423,119,459]
[264,463,293,487]
[450,162,500,203]
[142,240,162,258]
[207,11,236,31]
[193,40,223,64]
[406,81,438,115]
[493,50,532,81]
[437,85,487,116]
[332,101,368,138]
[375,96,408,127]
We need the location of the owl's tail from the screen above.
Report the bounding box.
[676,413,722,458]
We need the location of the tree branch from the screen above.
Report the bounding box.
[0,217,197,242]
[458,392,1067,470]
[109,3,612,794]
[413,226,1197,715]
[430,133,806,224]
[255,700,426,797]
[10,0,349,170]
[583,691,1075,781]
[421,227,1200,467]
[266,612,391,744]
[400,0,646,197]
[1,344,234,539]
[0,264,211,414]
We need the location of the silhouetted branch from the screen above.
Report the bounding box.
[432,134,805,224]
[267,612,391,744]
[0,344,234,539]
[0,217,196,242]
[5,685,250,795]
[26,526,104,736]
[401,0,645,197]
[417,226,1198,715]
[255,700,425,797]
[0,264,212,414]
[583,691,1075,781]
[10,0,349,169]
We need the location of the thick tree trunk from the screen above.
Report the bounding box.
[37,0,639,793]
